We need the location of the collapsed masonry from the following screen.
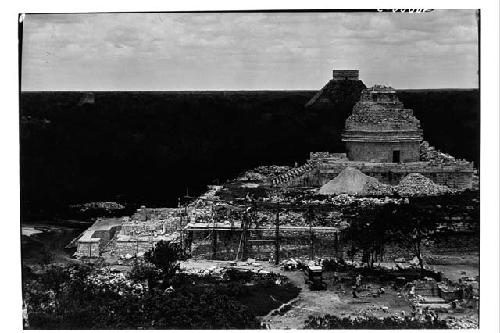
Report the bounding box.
[73,187,223,259]
[73,207,184,259]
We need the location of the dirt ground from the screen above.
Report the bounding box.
[262,269,414,329]
[179,257,480,329]
[179,259,413,329]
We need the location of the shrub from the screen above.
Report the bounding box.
[144,241,182,280]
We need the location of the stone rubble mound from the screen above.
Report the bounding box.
[318,167,392,196]
[362,177,393,196]
[395,173,452,197]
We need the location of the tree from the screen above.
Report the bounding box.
[129,260,161,290]
[24,263,262,329]
[144,241,182,280]
[345,204,393,269]
[388,203,437,273]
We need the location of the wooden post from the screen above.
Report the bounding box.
[308,207,314,260]
[275,207,280,265]
[179,214,184,250]
[187,230,193,254]
[242,213,249,260]
[211,205,217,260]
[334,232,339,258]
[212,229,217,260]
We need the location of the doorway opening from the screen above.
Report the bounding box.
[392,150,401,163]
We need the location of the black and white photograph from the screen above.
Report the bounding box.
[6,1,499,331]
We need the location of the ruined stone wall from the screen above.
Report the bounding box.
[422,171,473,189]
[75,226,120,258]
[189,229,345,261]
[91,226,120,246]
[187,220,477,262]
[115,239,156,257]
[75,241,100,258]
[345,104,420,132]
[346,141,420,163]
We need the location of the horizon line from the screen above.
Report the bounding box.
[20,87,480,93]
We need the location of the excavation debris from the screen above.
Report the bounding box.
[318,167,392,196]
[395,173,452,197]
[362,177,393,196]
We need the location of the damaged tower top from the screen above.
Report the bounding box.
[342,85,423,163]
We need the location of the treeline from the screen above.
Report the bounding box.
[20,89,479,220]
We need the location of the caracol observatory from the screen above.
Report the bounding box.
[274,69,475,190]
[342,85,423,163]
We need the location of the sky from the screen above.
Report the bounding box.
[20,10,479,91]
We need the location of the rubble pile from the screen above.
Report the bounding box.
[362,176,393,196]
[318,167,393,196]
[318,167,369,195]
[328,193,356,205]
[180,263,277,280]
[239,166,291,181]
[395,173,452,197]
[86,268,147,295]
[265,191,405,208]
[280,211,306,226]
[70,201,125,212]
[239,171,267,181]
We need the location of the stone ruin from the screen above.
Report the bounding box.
[288,81,474,192]
[342,85,423,163]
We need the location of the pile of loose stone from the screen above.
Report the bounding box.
[362,176,394,196]
[394,173,453,197]
[318,167,454,198]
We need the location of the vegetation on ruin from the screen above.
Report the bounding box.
[341,192,479,273]
[144,240,184,280]
[23,262,299,329]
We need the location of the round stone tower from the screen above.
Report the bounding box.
[341,85,423,163]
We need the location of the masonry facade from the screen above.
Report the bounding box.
[342,85,423,163]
